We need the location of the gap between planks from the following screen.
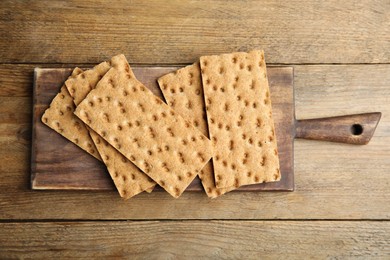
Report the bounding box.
[0,219,389,223]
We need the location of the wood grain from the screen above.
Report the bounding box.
[1,65,389,220]
[0,65,34,97]
[0,64,99,97]
[296,112,381,145]
[0,221,389,258]
[0,0,389,64]
[31,66,294,191]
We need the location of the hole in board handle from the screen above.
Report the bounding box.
[351,124,364,135]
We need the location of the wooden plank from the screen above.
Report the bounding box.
[0,65,389,220]
[0,96,31,174]
[0,97,31,123]
[0,64,97,97]
[0,221,389,258]
[0,0,389,64]
[0,65,34,97]
[31,66,294,191]
[0,123,30,174]
[295,65,390,121]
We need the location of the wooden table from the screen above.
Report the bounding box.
[1,1,389,258]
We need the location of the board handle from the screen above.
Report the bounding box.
[295,112,381,145]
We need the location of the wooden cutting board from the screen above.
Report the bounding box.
[32,66,380,193]
[31,66,294,192]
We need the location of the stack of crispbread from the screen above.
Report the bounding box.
[42,51,280,199]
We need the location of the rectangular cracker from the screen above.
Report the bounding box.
[158,62,234,198]
[65,54,134,106]
[74,67,213,198]
[89,131,155,199]
[200,50,281,188]
[145,186,154,193]
[41,68,102,161]
[69,54,155,199]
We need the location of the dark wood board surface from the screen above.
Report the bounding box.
[31,66,294,191]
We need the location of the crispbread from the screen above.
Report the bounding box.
[41,68,102,161]
[65,54,134,105]
[145,186,154,193]
[74,67,213,198]
[200,50,280,188]
[158,63,208,134]
[69,54,156,199]
[65,62,110,105]
[89,131,155,199]
[158,62,234,198]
